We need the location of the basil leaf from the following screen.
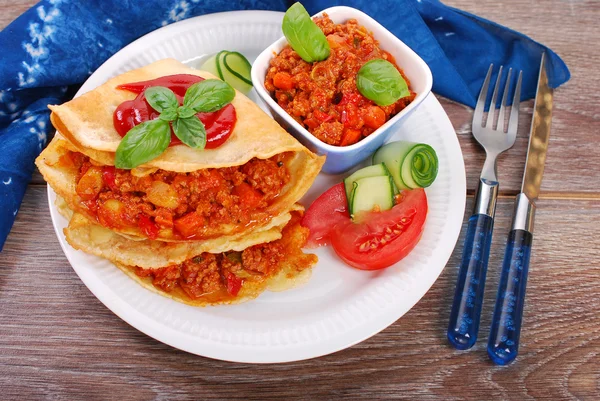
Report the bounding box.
[173,116,207,149]
[177,105,196,119]
[282,2,330,63]
[356,59,410,106]
[159,108,178,121]
[115,119,171,169]
[144,86,179,113]
[183,79,235,113]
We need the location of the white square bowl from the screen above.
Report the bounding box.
[251,6,433,174]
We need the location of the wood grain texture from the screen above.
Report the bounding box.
[1,0,600,400]
[2,188,599,400]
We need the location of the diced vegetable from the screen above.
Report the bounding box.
[76,166,104,201]
[225,272,243,296]
[138,215,159,240]
[174,212,203,238]
[343,163,391,207]
[97,199,125,228]
[234,182,262,209]
[373,141,438,190]
[350,175,395,218]
[340,128,362,146]
[146,181,180,209]
[273,72,295,90]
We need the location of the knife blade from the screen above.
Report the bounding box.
[487,53,553,365]
[522,55,554,202]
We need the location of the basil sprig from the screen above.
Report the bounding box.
[115,79,235,169]
[282,2,330,63]
[115,120,171,170]
[356,59,410,106]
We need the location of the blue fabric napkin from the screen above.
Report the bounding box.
[0,0,569,250]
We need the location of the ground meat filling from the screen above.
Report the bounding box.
[68,151,291,239]
[265,14,416,146]
[135,238,285,299]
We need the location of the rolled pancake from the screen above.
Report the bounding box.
[62,203,303,269]
[48,58,324,172]
[65,207,317,307]
[38,58,324,241]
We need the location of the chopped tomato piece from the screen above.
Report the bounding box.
[102,166,118,192]
[225,272,243,296]
[340,128,362,146]
[234,182,262,209]
[313,109,333,122]
[173,212,204,238]
[138,215,159,240]
[304,117,320,130]
[340,103,360,128]
[331,188,428,270]
[337,92,362,107]
[272,72,294,90]
[302,183,350,248]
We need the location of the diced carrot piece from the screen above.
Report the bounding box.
[363,106,386,129]
[273,72,294,90]
[340,128,362,146]
[174,212,204,238]
[234,182,263,209]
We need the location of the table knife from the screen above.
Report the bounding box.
[487,53,553,365]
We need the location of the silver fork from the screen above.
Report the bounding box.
[447,65,522,350]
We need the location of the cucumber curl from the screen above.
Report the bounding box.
[373,141,439,190]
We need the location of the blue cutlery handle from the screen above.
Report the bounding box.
[487,229,533,365]
[447,213,494,350]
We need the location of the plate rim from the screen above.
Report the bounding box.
[47,9,466,364]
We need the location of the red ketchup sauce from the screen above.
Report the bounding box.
[113,74,236,149]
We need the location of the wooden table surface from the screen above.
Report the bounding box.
[1,1,599,399]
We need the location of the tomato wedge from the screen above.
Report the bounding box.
[301,183,350,248]
[331,188,428,270]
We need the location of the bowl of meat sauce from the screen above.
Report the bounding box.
[252,6,432,174]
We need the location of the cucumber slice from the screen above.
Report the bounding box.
[199,53,221,79]
[373,141,438,190]
[350,175,395,218]
[223,51,253,86]
[344,163,391,208]
[221,51,252,94]
[200,51,253,94]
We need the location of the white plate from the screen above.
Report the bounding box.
[47,10,466,363]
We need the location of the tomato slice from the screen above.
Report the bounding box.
[331,188,428,270]
[301,183,350,248]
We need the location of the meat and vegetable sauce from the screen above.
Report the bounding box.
[265,15,416,147]
[65,151,291,240]
[135,213,316,300]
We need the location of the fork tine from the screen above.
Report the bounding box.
[507,70,523,138]
[497,68,513,133]
[485,66,503,129]
[473,64,493,128]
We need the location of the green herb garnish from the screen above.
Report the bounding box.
[356,59,409,106]
[114,119,171,170]
[282,2,330,63]
[115,79,235,169]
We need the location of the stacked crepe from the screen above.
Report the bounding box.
[36,59,325,306]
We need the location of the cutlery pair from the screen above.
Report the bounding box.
[447,54,553,365]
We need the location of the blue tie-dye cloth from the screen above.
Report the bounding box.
[0,0,569,250]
